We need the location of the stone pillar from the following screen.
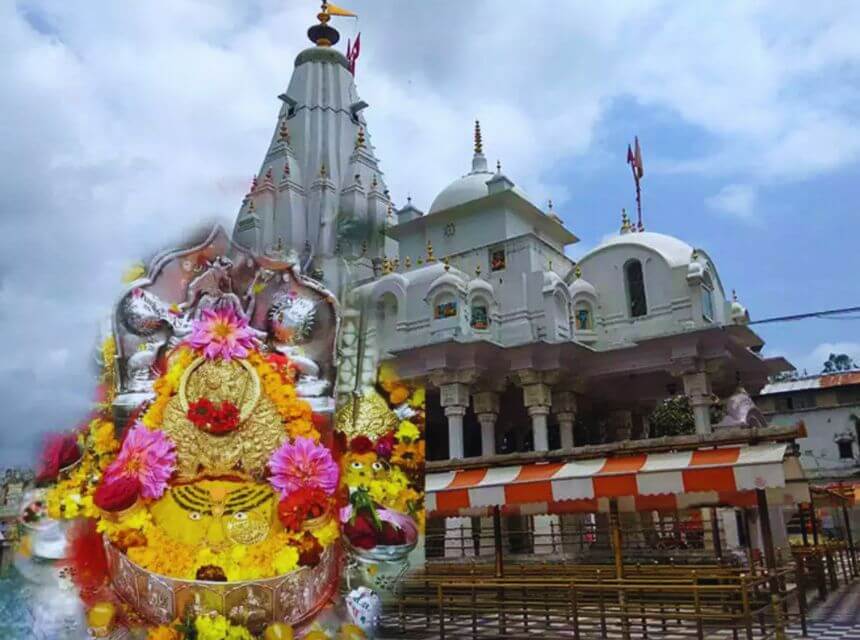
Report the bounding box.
[473,391,501,457]
[444,405,466,460]
[440,382,470,460]
[682,370,713,435]
[520,377,553,453]
[553,391,578,450]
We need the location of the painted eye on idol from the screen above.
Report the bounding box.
[350,461,364,470]
[371,461,384,472]
[234,512,248,521]
[188,512,202,521]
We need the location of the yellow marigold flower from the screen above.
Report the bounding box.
[408,386,425,408]
[287,418,319,442]
[273,546,299,575]
[92,420,119,456]
[396,420,420,443]
[311,518,340,548]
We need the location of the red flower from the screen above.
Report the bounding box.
[36,434,82,484]
[277,487,330,533]
[343,512,378,549]
[187,399,241,435]
[94,476,141,512]
[375,432,396,459]
[350,436,373,454]
[187,398,216,428]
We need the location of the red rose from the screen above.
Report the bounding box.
[344,512,379,549]
[379,521,407,546]
[94,476,141,512]
[188,399,240,435]
[350,436,373,454]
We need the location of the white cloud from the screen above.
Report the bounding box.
[1,1,859,465]
[705,184,758,220]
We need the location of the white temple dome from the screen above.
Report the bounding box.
[429,171,494,214]
[569,277,597,298]
[588,231,695,268]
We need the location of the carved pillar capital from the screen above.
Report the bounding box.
[552,390,578,415]
[473,390,501,415]
[439,382,471,409]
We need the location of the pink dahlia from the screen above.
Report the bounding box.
[268,437,339,498]
[187,307,256,361]
[104,423,176,499]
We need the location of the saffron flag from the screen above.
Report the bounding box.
[327,2,357,17]
[634,136,644,178]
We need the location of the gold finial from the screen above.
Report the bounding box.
[475,263,482,277]
[318,1,331,24]
[355,126,366,149]
[405,256,412,268]
[382,256,391,274]
[393,258,400,270]
[620,208,631,232]
[474,120,483,154]
[574,265,582,280]
[443,257,450,272]
[278,119,290,143]
[426,240,436,263]
[248,199,256,212]
[732,289,738,302]
[320,163,327,178]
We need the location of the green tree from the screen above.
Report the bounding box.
[649,395,696,438]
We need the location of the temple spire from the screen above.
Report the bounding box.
[471,119,488,173]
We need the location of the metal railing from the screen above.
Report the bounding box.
[385,563,811,639]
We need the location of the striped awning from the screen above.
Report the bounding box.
[426,443,809,518]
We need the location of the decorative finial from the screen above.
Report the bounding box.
[387,201,394,220]
[282,161,290,178]
[426,240,436,263]
[548,259,553,270]
[574,265,582,280]
[382,256,391,274]
[371,174,378,190]
[620,208,632,233]
[264,167,273,184]
[308,0,341,47]
[443,257,450,272]
[355,126,366,149]
[405,256,412,269]
[248,199,256,212]
[496,159,501,173]
[250,174,258,192]
[548,199,554,212]
[475,263,482,277]
[393,258,400,271]
[474,120,483,155]
[732,289,738,302]
[320,163,327,178]
[278,119,290,143]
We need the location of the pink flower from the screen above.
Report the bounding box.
[187,307,256,361]
[104,424,176,499]
[268,437,339,498]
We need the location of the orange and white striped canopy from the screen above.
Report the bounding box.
[425,443,808,518]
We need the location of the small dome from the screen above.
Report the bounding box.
[731,300,749,324]
[569,277,597,299]
[468,277,494,297]
[543,270,564,291]
[585,231,695,268]
[428,270,467,294]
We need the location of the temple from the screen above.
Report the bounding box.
[231,9,852,634]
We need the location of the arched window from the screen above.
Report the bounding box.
[701,273,715,322]
[433,294,457,319]
[625,260,647,318]
[575,303,592,330]
[470,299,490,330]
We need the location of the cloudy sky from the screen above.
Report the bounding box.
[2,1,859,467]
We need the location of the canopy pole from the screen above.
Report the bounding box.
[740,508,755,574]
[798,504,809,547]
[809,503,820,546]
[609,497,630,640]
[493,505,504,578]
[710,507,723,561]
[841,501,856,576]
[756,489,778,572]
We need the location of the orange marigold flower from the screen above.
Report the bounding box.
[389,385,410,405]
[391,441,424,472]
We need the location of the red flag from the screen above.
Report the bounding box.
[350,33,361,75]
[627,144,635,166]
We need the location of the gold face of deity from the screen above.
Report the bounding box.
[150,479,280,550]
